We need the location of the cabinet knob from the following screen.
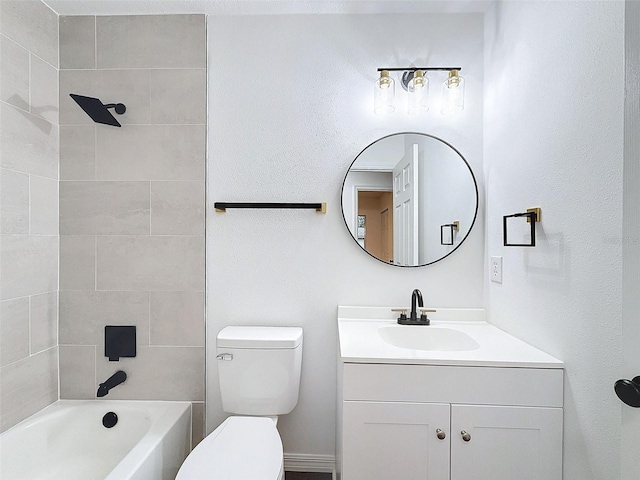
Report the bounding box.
[461,430,471,442]
[436,428,446,440]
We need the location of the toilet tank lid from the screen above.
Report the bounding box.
[217,326,303,349]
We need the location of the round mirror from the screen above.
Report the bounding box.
[341,132,478,267]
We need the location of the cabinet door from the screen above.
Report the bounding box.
[343,401,450,480]
[451,404,563,480]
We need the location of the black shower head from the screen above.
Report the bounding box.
[69,94,126,127]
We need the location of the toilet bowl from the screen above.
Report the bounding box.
[175,416,284,480]
[176,326,302,480]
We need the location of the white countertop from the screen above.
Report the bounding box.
[338,306,564,369]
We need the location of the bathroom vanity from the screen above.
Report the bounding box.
[336,307,564,480]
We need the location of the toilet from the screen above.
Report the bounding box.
[176,326,303,480]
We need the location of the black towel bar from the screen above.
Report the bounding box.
[214,202,326,213]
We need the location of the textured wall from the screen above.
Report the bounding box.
[0,0,59,433]
[622,1,640,477]
[484,2,624,478]
[57,14,206,447]
[207,13,485,466]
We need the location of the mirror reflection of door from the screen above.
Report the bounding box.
[392,143,419,266]
[357,191,393,263]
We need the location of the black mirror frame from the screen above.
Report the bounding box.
[340,132,479,267]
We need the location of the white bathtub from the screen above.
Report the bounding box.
[0,400,191,480]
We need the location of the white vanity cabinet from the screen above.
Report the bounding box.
[343,400,451,480]
[450,404,563,480]
[338,363,564,480]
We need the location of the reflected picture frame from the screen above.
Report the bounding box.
[357,215,366,239]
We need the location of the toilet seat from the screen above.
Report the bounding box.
[176,416,284,480]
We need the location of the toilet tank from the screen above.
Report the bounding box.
[217,326,303,416]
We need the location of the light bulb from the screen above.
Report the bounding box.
[374,70,395,115]
[407,70,429,115]
[441,70,464,115]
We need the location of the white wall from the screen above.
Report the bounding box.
[484,2,624,479]
[207,12,485,461]
[420,135,477,263]
[622,1,640,476]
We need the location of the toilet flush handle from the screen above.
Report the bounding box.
[216,353,233,361]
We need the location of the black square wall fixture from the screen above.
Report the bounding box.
[105,326,136,361]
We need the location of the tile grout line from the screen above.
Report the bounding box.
[93,125,98,181]
[148,290,152,347]
[94,16,97,70]
[58,344,204,349]
[0,166,58,183]
[28,174,32,236]
[149,181,152,236]
[94,344,97,399]
[1,234,68,238]
[59,123,206,127]
[59,67,207,72]
[28,294,32,356]
[0,345,58,370]
[1,100,59,132]
[94,235,98,291]
[56,8,61,380]
[59,179,202,182]
[28,53,32,116]
[56,7,60,72]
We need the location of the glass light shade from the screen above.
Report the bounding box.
[374,70,395,115]
[407,70,429,115]
[441,70,465,115]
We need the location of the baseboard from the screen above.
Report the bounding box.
[284,453,336,474]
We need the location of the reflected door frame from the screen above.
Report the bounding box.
[354,185,393,258]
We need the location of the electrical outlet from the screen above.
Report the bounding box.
[490,256,503,284]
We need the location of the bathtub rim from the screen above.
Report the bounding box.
[1,399,192,480]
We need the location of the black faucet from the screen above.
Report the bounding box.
[396,289,433,325]
[97,370,127,397]
[410,288,423,322]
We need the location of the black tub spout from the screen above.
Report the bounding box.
[97,370,127,397]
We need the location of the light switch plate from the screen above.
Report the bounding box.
[491,256,503,284]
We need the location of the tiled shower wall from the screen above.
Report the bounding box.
[0,0,60,432]
[58,14,206,444]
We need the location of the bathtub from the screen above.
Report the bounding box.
[0,399,191,480]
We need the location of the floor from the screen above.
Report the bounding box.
[285,473,332,480]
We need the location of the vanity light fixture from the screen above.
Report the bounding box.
[374,70,395,115]
[441,70,465,115]
[408,70,429,115]
[374,67,463,115]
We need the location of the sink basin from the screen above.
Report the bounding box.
[378,326,480,351]
[338,306,565,367]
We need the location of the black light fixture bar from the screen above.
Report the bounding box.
[215,202,326,213]
[377,67,462,72]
